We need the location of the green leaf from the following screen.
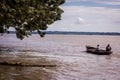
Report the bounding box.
[0,0,65,40]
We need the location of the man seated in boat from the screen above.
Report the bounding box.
[106,44,112,51]
[96,45,99,51]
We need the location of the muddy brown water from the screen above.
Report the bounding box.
[0,34,120,80]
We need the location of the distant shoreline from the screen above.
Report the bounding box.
[7,31,120,36]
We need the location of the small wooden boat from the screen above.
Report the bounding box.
[86,45,112,55]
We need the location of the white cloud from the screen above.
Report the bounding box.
[48,1,120,32]
[76,17,85,24]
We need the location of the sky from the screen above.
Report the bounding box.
[47,0,120,32]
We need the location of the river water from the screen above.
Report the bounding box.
[0,34,120,80]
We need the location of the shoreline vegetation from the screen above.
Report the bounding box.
[6,31,120,36]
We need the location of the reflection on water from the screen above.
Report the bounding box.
[0,34,120,80]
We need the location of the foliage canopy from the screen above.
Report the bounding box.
[0,0,65,39]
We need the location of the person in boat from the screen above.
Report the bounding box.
[96,45,99,51]
[106,44,111,51]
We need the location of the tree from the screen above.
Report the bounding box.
[0,0,65,40]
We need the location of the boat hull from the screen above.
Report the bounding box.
[86,46,112,55]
